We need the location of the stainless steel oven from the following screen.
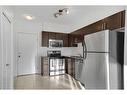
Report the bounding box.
[47,51,65,76]
[49,58,65,76]
[49,39,63,47]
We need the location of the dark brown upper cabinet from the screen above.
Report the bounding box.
[55,33,69,47]
[72,10,125,36]
[55,33,63,40]
[42,32,49,47]
[103,11,125,30]
[42,31,69,47]
[73,34,84,43]
[68,34,77,47]
[63,34,69,47]
[121,10,125,28]
[68,34,84,47]
[48,32,56,40]
[82,20,104,35]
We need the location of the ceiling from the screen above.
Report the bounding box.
[13,6,125,31]
[12,6,104,25]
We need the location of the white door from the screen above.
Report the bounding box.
[17,33,37,75]
[1,12,12,89]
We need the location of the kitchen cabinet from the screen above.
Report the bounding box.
[68,34,84,47]
[65,58,75,78]
[48,32,56,40]
[63,34,69,47]
[82,20,104,35]
[104,11,125,30]
[121,10,125,27]
[74,34,84,43]
[71,19,105,35]
[42,31,69,47]
[42,32,49,47]
[41,57,49,76]
[72,10,125,35]
[55,33,63,40]
[68,34,77,47]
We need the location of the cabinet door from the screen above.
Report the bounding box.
[68,34,83,47]
[66,58,75,78]
[41,57,49,76]
[68,34,77,47]
[104,12,122,30]
[48,32,56,40]
[55,33,63,40]
[73,34,84,43]
[63,34,69,47]
[68,34,73,47]
[121,10,125,27]
[82,20,104,35]
[42,32,49,47]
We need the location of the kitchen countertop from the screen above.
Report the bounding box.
[41,56,80,58]
[41,56,84,60]
[14,74,85,89]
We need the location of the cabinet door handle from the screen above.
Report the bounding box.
[103,23,106,30]
[102,24,104,30]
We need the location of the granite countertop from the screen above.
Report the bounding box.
[41,56,74,59]
[14,74,85,89]
[41,56,84,60]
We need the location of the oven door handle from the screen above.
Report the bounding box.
[59,59,64,66]
[51,59,54,67]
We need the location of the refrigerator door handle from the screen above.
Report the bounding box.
[84,40,87,59]
[82,40,87,60]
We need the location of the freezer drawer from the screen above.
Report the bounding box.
[80,53,109,89]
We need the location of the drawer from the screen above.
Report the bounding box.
[43,71,49,76]
[43,65,49,70]
[68,65,74,69]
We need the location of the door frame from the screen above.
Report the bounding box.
[0,7,13,89]
[17,32,38,76]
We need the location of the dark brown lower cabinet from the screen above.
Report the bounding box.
[41,57,49,76]
[65,58,75,78]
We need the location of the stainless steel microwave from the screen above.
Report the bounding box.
[49,39,63,47]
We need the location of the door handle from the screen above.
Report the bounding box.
[6,64,10,66]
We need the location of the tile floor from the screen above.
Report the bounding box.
[14,74,84,90]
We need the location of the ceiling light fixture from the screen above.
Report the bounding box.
[23,14,35,20]
[54,8,69,18]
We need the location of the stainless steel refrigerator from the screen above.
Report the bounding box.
[79,29,124,89]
